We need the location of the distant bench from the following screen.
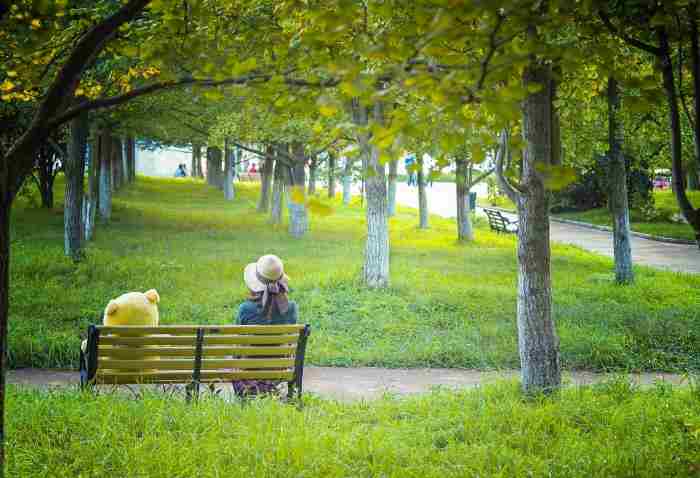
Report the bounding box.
[483,208,518,234]
[238,172,261,182]
[80,324,311,401]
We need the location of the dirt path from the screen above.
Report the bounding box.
[9,367,684,401]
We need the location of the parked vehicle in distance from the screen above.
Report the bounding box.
[653,175,671,189]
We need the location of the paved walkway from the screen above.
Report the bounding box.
[395,183,700,274]
[9,367,684,401]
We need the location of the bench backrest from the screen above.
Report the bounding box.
[83,324,310,387]
[484,209,509,231]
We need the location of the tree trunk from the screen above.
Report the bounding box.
[192,144,201,179]
[387,159,398,216]
[342,158,353,205]
[417,155,428,229]
[211,146,223,189]
[308,156,317,196]
[607,77,634,284]
[0,193,10,478]
[64,112,88,261]
[83,136,98,241]
[98,130,113,222]
[456,159,474,242]
[658,28,700,246]
[270,158,286,225]
[223,139,235,201]
[517,60,561,394]
[125,137,136,183]
[288,142,308,237]
[36,150,56,209]
[328,152,336,199]
[257,151,274,213]
[206,146,214,185]
[689,11,700,191]
[354,100,389,288]
[120,138,128,185]
[112,138,123,191]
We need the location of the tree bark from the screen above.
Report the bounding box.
[83,136,99,241]
[192,144,201,179]
[288,142,308,237]
[607,77,634,284]
[328,152,336,199]
[658,27,700,246]
[64,112,88,261]
[417,155,429,229]
[456,159,474,242]
[0,193,10,478]
[257,150,274,212]
[125,136,136,182]
[270,157,286,225]
[206,146,214,185]
[342,157,353,205]
[689,10,700,191]
[223,139,235,201]
[387,159,398,216]
[517,59,561,394]
[212,146,223,189]
[112,138,123,191]
[354,99,389,288]
[98,130,113,222]
[308,156,317,196]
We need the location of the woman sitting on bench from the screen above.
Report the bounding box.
[233,254,298,396]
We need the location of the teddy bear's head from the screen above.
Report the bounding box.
[102,289,160,326]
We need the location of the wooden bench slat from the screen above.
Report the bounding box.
[98,325,305,336]
[94,370,294,384]
[99,334,300,346]
[98,358,295,370]
[98,345,296,358]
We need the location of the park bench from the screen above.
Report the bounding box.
[80,324,311,401]
[483,208,518,234]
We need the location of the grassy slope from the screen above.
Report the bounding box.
[9,381,700,477]
[10,177,700,371]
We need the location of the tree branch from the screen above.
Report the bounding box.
[467,167,495,188]
[494,129,522,202]
[598,9,662,56]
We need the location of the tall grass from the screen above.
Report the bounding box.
[8,380,700,477]
[10,177,700,371]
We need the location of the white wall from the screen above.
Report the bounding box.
[136,146,191,177]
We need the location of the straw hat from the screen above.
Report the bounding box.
[244,255,288,293]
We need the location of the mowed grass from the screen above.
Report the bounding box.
[10,176,700,371]
[9,380,700,477]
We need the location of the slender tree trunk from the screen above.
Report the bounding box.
[211,146,223,190]
[328,152,336,199]
[517,60,561,393]
[64,112,88,261]
[257,151,274,213]
[0,194,10,478]
[120,138,128,185]
[658,28,700,246]
[607,77,634,284]
[354,99,389,288]
[192,144,201,179]
[125,137,136,183]
[98,130,113,222]
[112,138,123,191]
[417,155,429,229]
[387,159,398,216]
[689,11,700,191]
[456,159,474,242]
[83,136,98,241]
[288,142,308,237]
[308,156,317,196]
[270,157,286,225]
[223,139,235,201]
[342,158,353,205]
[36,152,56,209]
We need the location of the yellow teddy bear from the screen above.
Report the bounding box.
[103,289,160,327]
[81,289,160,353]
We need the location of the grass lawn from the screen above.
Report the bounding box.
[9,380,700,477]
[10,177,700,372]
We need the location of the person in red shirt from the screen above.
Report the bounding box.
[249,163,258,173]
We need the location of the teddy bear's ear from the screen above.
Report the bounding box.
[144,289,160,304]
[106,300,119,316]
